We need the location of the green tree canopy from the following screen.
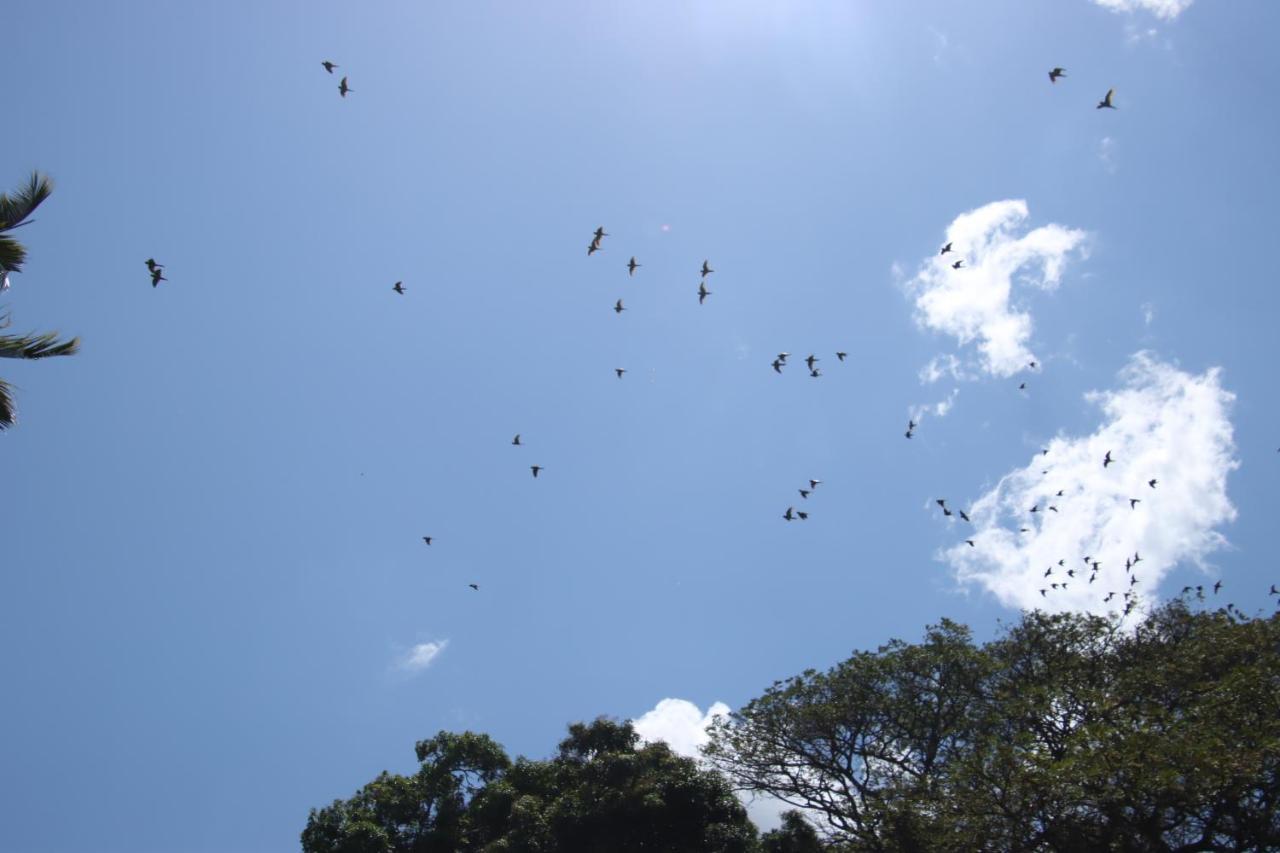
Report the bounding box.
[302,718,758,853]
[704,601,1280,852]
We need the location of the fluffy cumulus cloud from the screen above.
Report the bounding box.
[1093,0,1194,20]
[942,352,1236,615]
[633,698,788,830]
[396,639,449,672]
[906,200,1087,378]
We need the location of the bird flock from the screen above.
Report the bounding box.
[133,60,1272,614]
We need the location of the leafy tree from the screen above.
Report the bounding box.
[705,601,1280,852]
[303,719,758,853]
[0,171,79,430]
[760,811,829,853]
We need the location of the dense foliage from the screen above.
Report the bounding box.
[704,601,1280,852]
[302,718,758,852]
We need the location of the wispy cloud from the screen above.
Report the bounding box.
[906,200,1087,378]
[1093,0,1194,20]
[396,639,449,673]
[1098,136,1118,174]
[633,698,788,830]
[941,352,1236,615]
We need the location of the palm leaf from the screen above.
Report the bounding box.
[0,172,53,275]
[0,377,14,430]
[0,329,81,360]
[0,172,54,232]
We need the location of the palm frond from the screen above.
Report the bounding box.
[0,172,54,233]
[0,377,14,430]
[0,330,81,360]
[0,235,28,274]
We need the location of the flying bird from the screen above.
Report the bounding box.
[1049,67,1065,83]
[805,355,819,370]
[958,510,970,522]
[905,418,917,440]
[1048,506,1058,513]
[772,359,784,374]
[615,368,626,378]
[145,258,163,274]
[836,352,847,362]
[150,268,166,287]
[936,499,948,509]
[1130,498,1141,509]
[587,241,601,256]
[422,537,432,545]
[627,257,640,276]
[809,479,821,489]
[468,583,479,591]
[809,368,821,378]
[951,260,964,270]
[512,434,521,446]
[776,352,790,363]
[1213,580,1222,594]
[1148,479,1158,488]
[1097,88,1117,109]
[698,282,711,304]
[796,511,809,520]
[1103,451,1114,468]
[614,299,626,314]
[783,507,795,521]
[593,227,608,241]
[338,76,351,97]
[392,281,405,294]
[799,489,810,499]
[700,260,714,278]
[940,242,953,255]
[530,465,542,478]
[322,61,338,74]
[965,540,975,547]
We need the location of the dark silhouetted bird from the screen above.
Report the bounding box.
[145,258,163,274]
[940,242,953,255]
[701,260,714,278]
[530,465,542,478]
[809,368,821,378]
[1213,580,1223,594]
[1029,504,1039,513]
[799,489,810,499]
[836,352,847,361]
[593,227,608,241]
[423,537,432,545]
[512,434,521,446]
[587,241,601,256]
[469,583,479,591]
[958,510,971,522]
[1055,489,1065,497]
[1270,585,1278,595]
[1045,567,1053,577]
[322,61,338,73]
[1048,506,1058,513]
[1104,592,1116,602]
[809,479,821,490]
[805,355,818,370]
[936,499,948,509]
[1040,589,1047,597]
[1130,498,1140,509]
[1030,361,1038,369]
[150,268,166,287]
[339,76,351,97]
[628,257,640,276]
[952,260,964,269]
[777,352,790,363]
[965,540,975,547]
[796,511,809,520]
[1097,88,1116,109]
[1148,479,1158,488]
[1103,451,1114,468]
[1049,67,1066,83]
[393,281,404,294]
[1019,382,1027,391]
[615,368,626,378]
[698,282,711,304]
[783,507,795,521]
[614,299,625,314]
[772,359,784,374]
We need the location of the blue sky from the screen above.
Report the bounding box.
[3,1,1278,849]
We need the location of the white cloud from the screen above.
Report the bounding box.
[1098,136,1118,174]
[919,354,972,384]
[633,698,788,830]
[396,639,449,672]
[906,200,1087,378]
[942,352,1236,616]
[1094,0,1193,20]
[1141,302,1155,326]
